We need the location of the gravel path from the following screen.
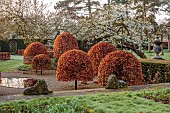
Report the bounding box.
[0,70,102,96]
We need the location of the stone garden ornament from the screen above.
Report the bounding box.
[152,37,164,60]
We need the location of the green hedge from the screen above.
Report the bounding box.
[0,40,10,52]
[140,59,170,83]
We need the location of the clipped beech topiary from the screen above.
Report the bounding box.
[53,32,79,58]
[98,50,143,86]
[32,54,52,75]
[88,42,117,75]
[24,42,48,64]
[56,49,94,90]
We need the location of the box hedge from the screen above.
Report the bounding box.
[140,59,170,83]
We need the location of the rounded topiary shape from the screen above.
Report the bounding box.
[56,49,94,90]
[98,50,143,86]
[88,42,117,75]
[24,42,48,64]
[32,54,52,75]
[53,32,79,58]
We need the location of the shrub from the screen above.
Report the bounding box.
[88,42,117,75]
[18,64,31,71]
[140,59,170,83]
[32,54,52,75]
[52,58,59,70]
[106,74,119,89]
[53,32,79,58]
[56,49,94,90]
[18,49,25,55]
[98,50,143,86]
[24,42,48,64]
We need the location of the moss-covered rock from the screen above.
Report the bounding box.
[23,79,52,95]
[106,74,127,89]
[106,74,119,89]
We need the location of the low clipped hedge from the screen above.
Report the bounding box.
[140,59,170,84]
[0,52,10,60]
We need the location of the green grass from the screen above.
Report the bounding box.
[130,49,170,60]
[0,55,23,72]
[137,88,170,104]
[0,88,170,113]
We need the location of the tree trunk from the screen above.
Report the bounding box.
[143,2,146,23]
[41,70,42,75]
[88,0,91,17]
[36,70,37,73]
[121,40,147,58]
[108,0,110,5]
[168,35,170,51]
[148,42,151,52]
[75,80,77,90]
[160,34,164,55]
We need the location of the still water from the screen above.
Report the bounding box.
[0,77,32,88]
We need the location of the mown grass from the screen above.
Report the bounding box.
[0,55,23,72]
[0,88,170,113]
[137,88,170,104]
[132,49,170,60]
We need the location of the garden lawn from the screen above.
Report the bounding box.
[0,55,23,72]
[132,49,170,60]
[0,88,170,113]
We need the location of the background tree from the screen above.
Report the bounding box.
[0,0,58,45]
[55,0,169,58]
[54,0,100,17]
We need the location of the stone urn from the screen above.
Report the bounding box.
[151,37,163,60]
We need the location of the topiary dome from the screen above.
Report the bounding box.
[32,54,52,70]
[57,49,94,82]
[98,50,143,86]
[24,42,48,64]
[53,32,79,58]
[88,42,117,75]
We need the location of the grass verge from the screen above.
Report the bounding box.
[0,55,23,72]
